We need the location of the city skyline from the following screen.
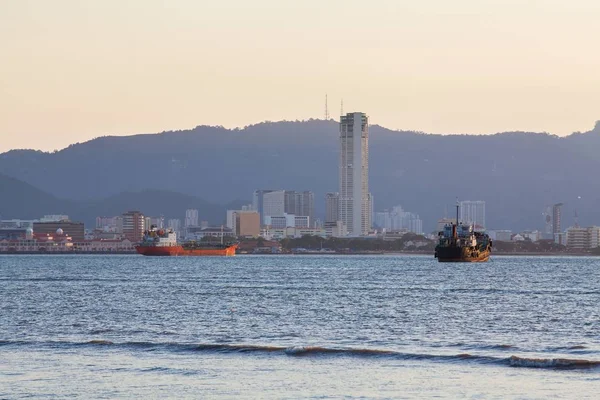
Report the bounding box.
[2,1,600,152]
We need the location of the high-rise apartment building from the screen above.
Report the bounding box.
[255,189,315,226]
[552,203,563,235]
[459,200,486,229]
[253,190,275,220]
[374,205,423,235]
[262,190,286,224]
[122,211,145,242]
[292,191,314,227]
[325,192,340,223]
[185,209,199,227]
[339,112,370,236]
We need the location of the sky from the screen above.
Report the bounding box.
[1,0,600,152]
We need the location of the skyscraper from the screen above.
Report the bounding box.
[325,192,340,223]
[553,203,563,235]
[255,189,315,226]
[252,190,276,221]
[459,200,486,229]
[339,112,370,236]
[293,191,315,227]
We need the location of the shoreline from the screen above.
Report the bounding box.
[0,251,597,257]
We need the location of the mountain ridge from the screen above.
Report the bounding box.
[0,174,245,228]
[2,119,600,232]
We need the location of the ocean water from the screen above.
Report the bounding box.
[1,254,599,399]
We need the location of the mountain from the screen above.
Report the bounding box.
[2,119,600,232]
[0,173,73,219]
[0,174,245,227]
[69,189,243,227]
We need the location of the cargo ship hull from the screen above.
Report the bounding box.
[136,244,237,256]
[435,247,490,262]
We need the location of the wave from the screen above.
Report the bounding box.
[509,356,600,369]
[1,340,598,370]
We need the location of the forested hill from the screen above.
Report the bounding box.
[2,119,600,232]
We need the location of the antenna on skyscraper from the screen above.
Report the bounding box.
[324,94,330,120]
[341,99,344,116]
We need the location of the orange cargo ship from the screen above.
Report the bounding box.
[136,227,237,256]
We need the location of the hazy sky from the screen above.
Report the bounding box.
[1,0,599,152]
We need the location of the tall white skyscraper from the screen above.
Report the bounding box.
[459,200,486,229]
[339,112,370,236]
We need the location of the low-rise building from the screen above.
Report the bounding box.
[324,221,347,238]
[520,230,542,242]
[186,226,236,240]
[566,226,600,249]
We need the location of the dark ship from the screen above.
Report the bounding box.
[434,204,492,262]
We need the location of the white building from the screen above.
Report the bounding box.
[520,230,542,242]
[185,209,199,227]
[339,112,370,236]
[459,200,486,229]
[40,215,69,222]
[264,213,309,229]
[95,216,123,233]
[566,226,600,249]
[262,190,286,225]
[374,205,423,235]
[488,230,512,242]
[1,219,36,229]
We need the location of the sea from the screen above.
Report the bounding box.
[1,254,599,399]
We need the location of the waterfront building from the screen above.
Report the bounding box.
[339,112,370,236]
[33,220,85,241]
[232,211,260,237]
[488,230,512,242]
[459,200,486,229]
[324,221,347,238]
[261,226,326,240]
[566,226,600,249]
[264,214,309,229]
[122,211,145,243]
[39,215,69,223]
[520,230,542,242]
[0,219,35,229]
[186,226,235,240]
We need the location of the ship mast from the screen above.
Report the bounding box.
[453,198,459,240]
[456,198,459,226]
